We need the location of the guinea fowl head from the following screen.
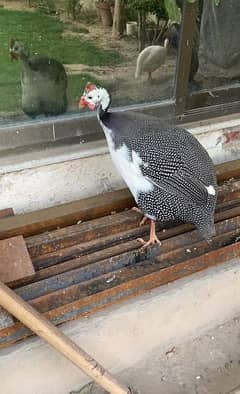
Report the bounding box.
[79,82,111,112]
[9,39,29,61]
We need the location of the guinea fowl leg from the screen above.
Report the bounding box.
[148,71,152,81]
[137,220,161,249]
[131,207,149,226]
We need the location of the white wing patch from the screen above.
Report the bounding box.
[206,185,216,196]
[112,144,153,200]
[102,126,153,200]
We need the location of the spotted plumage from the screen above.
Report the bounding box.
[79,83,217,246]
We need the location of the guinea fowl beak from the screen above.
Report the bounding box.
[79,97,96,111]
[79,97,86,109]
[9,50,18,62]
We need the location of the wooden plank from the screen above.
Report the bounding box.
[0,236,35,284]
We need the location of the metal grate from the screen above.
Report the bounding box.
[1,160,240,348]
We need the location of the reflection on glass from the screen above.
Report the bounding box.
[0,0,180,123]
[191,0,240,91]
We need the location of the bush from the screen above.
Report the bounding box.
[66,0,82,20]
[126,0,168,49]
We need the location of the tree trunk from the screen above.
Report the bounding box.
[112,0,125,38]
[138,10,146,51]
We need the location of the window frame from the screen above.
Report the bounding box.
[175,0,240,122]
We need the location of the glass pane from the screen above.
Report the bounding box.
[188,0,240,93]
[0,0,181,127]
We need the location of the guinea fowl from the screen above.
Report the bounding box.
[79,83,217,248]
[9,39,67,118]
[135,39,169,80]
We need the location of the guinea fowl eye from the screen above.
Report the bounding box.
[88,95,92,99]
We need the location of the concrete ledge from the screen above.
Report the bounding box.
[0,114,240,213]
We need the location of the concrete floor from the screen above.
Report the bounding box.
[73,316,240,394]
[119,317,240,394]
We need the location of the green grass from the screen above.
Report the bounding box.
[0,8,123,114]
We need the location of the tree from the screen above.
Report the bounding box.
[112,0,125,38]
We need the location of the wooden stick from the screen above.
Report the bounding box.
[0,281,130,394]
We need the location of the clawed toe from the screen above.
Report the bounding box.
[137,236,161,249]
[137,220,161,249]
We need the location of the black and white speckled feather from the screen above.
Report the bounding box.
[80,85,217,240]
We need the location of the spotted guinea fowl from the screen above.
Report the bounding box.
[9,39,67,118]
[79,83,217,248]
[135,39,169,80]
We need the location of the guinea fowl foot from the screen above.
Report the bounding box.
[137,220,161,249]
[131,207,149,226]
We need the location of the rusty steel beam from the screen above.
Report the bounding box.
[27,202,240,268]
[25,190,240,265]
[216,160,240,183]
[0,208,15,329]
[9,203,240,290]
[1,240,240,349]
[0,189,134,240]
[11,203,240,290]
[0,160,239,241]
[29,194,240,266]
[1,161,240,348]
[15,216,240,306]
[20,214,240,287]
[26,210,141,258]
[28,227,240,314]
[0,208,14,219]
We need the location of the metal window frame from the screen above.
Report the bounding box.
[175,0,240,121]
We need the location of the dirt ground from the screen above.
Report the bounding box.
[62,19,176,106]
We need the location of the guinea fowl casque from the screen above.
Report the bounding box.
[9,39,67,118]
[79,83,217,248]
